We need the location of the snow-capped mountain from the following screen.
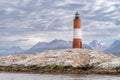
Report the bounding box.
[82,44,93,50]
[47,39,71,48]
[89,40,109,51]
[104,40,120,56]
[0,46,25,56]
[25,39,92,53]
[31,42,49,49]
[25,39,72,53]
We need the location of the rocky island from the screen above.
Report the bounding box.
[0,49,120,75]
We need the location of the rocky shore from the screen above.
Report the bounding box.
[0,65,119,75]
[0,49,119,75]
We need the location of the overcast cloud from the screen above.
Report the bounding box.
[0,0,120,50]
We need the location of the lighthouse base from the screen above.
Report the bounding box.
[73,38,82,48]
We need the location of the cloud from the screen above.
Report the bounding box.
[15,39,29,42]
[0,0,120,49]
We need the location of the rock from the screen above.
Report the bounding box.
[0,49,119,69]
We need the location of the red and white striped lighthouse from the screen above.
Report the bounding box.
[72,12,82,48]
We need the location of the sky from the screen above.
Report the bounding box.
[0,0,120,50]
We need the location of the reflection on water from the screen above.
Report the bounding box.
[0,73,119,80]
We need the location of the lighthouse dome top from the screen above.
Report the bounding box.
[75,11,80,19]
[75,11,79,15]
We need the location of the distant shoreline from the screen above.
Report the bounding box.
[0,65,119,75]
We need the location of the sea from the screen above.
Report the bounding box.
[0,73,119,80]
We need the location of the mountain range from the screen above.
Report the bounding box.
[104,40,120,56]
[89,40,109,51]
[0,39,120,56]
[0,46,24,56]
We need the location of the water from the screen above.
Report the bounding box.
[0,73,119,80]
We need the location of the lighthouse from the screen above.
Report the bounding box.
[73,12,82,48]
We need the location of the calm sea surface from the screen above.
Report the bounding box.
[0,73,119,80]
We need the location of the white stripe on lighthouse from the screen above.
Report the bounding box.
[73,28,81,38]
